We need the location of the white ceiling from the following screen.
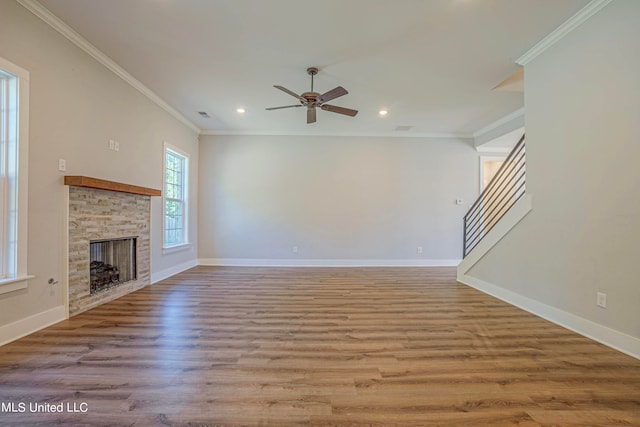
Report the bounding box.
[36,0,589,137]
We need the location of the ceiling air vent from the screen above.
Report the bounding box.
[394,125,413,131]
[198,111,211,118]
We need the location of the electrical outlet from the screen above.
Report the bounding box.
[292,246,298,254]
[58,159,66,172]
[109,139,115,150]
[596,292,607,308]
[417,246,423,254]
[114,141,120,152]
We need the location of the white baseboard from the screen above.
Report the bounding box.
[151,259,198,283]
[198,258,461,267]
[458,273,640,360]
[0,306,66,347]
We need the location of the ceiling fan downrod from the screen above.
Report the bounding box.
[307,67,318,92]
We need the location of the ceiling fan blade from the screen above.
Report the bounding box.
[321,104,358,117]
[318,86,348,103]
[274,85,302,99]
[265,105,303,110]
[307,107,316,124]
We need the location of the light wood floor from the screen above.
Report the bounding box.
[1,266,639,426]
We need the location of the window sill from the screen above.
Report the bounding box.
[162,243,192,255]
[0,275,35,295]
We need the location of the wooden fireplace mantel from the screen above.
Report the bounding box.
[64,176,161,197]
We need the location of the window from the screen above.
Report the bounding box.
[163,143,189,251]
[0,57,30,293]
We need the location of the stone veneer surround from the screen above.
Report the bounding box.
[68,186,151,316]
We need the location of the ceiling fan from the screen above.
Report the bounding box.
[266,67,358,124]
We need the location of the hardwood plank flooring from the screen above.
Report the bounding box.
[1,266,639,426]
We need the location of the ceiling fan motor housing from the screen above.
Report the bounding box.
[302,92,320,106]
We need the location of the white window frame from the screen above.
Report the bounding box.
[162,142,190,253]
[0,57,32,294]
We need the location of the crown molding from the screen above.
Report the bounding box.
[516,0,614,66]
[473,108,524,140]
[16,0,200,134]
[200,129,473,139]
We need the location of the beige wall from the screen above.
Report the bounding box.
[198,134,478,263]
[466,1,640,340]
[0,0,199,327]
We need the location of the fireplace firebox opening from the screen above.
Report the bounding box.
[89,237,137,294]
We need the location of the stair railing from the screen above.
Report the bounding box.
[463,135,526,257]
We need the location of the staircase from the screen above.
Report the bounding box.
[463,135,526,257]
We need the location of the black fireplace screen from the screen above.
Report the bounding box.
[90,237,137,294]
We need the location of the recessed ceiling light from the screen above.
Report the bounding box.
[379,109,388,116]
[236,108,245,114]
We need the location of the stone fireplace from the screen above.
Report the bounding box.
[66,176,160,316]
